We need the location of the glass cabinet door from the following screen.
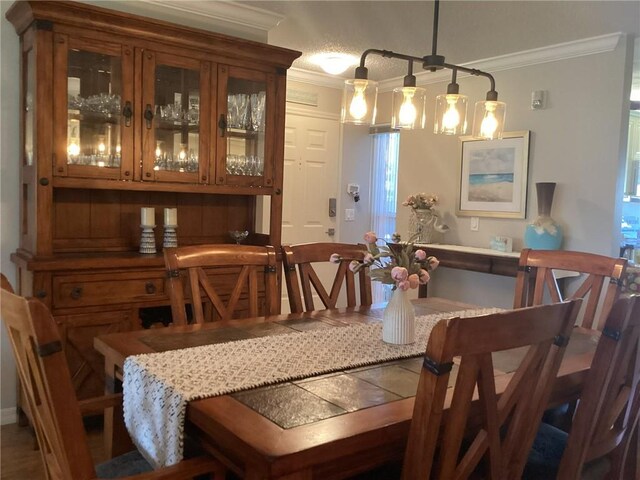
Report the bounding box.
[216,66,275,187]
[141,51,210,183]
[53,36,134,179]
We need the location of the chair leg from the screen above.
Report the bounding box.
[607,419,639,480]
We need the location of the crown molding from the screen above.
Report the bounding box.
[287,67,345,89]
[378,32,623,91]
[138,0,284,32]
[287,33,622,91]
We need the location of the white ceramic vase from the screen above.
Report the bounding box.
[382,288,416,344]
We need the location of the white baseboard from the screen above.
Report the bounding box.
[1,407,17,425]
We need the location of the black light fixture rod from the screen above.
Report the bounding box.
[443,62,496,92]
[355,49,497,93]
[432,0,440,56]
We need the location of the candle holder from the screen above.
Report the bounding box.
[139,225,157,254]
[163,224,178,249]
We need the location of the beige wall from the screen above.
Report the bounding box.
[393,37,632,307]
[1,0,21,416]
[281,36,633,310]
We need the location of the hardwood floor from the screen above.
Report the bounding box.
[1,420,106,479]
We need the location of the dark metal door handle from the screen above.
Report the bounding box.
[144,104,154,129]
[122,101,133,127]
[218,114,227,137]
[145,282,156,294]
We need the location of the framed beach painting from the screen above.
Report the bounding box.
[457,131,530,218]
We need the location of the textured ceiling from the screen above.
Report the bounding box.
[239,1,640,82]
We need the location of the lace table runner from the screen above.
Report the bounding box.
[123,307,500,468]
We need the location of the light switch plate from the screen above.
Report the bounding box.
[345,209,355,222]
[470,217,479,231]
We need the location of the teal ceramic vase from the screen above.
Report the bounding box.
[524,182,563,250]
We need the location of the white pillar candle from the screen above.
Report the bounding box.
[164,208,177,226]
[141,207,155,227]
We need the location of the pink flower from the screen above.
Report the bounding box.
[363,231,378,244]
[349,260,361,272]
[428,257,440,269]
[363,253,374,264]
[414,249,427,261]
[391,266,408,281]
[397,280,410,291]
[419,269,431,285]
[329,253,341,264]
[408,274,419,289]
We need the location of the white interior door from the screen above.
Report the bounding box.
[281,113,340,311]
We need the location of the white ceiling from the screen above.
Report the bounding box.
[87,1,640,98]
[238,1,640,82]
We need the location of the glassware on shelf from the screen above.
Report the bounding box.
[250,92,266,131]
[227,94,252,129]
[225,154,264,176]
[68,93,121,116]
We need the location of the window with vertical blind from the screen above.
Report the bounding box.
[370,131,400,302]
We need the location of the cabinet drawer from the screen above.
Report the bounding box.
[53,271,167,308]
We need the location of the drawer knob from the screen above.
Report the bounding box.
[70,287,83,299]
[145,282,156,294]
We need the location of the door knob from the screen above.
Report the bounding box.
[325,228,335,236]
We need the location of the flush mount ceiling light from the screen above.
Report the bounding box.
[341,0,506,139]
[311,52,360,76]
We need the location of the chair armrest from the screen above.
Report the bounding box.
[118,456,226,480]
[78,393,123,416]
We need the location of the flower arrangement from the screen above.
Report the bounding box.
[402,193,439,210]
[330,232,439,291]
[403,192,450,240]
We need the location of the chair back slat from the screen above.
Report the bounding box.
[402,300,582,480]
[1,287,96,480]
[514,249,627,330]
[557,295,640,479]
[282,243,372,313]
[544,268,563,303]
[165,244,279,324]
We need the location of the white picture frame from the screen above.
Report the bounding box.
[456,131,530,219]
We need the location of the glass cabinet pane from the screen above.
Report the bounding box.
[24,48,35,166]
[67,49,122,169]
[153,65,200,174]
[226,78,266,177]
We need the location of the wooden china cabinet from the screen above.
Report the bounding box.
[6,1,300,400]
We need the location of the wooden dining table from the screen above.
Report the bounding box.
[94,297,598,480]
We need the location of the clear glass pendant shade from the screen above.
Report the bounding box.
[472,100,506,139]
[434,93,468,135]
[341,79,378,125]
[391,86,426,130]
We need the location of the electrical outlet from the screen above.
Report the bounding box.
[470,217,479,231]
[345,209,355,222]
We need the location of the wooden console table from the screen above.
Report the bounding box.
[415,244,520,297]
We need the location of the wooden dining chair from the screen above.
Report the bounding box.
[164,244,278,325]
[514,248,628,330]
[402,300,582,480]
[282,242,372,313]
[525,294,640,480]
[0,272,35,431]
[0,285,224,480]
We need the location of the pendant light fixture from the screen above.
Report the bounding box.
[341,0,506,139]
